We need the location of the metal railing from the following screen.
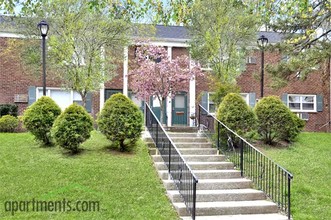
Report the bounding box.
[145,103,198,220]
[198,104,293,219]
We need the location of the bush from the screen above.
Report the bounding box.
[211,82,240,107]
[0,104,18,117]
[52,103,93,153]
[0,115,19,132]
[22,96,61,146]
[97,93,143,152]
[281,112,305,142]
[254,96,304,144]
[216,93,256,138]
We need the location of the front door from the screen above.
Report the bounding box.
[172,92,188,125]
[150,96,167,124]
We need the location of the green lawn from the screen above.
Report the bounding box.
[261,132,331,220]
[0,131,179,220]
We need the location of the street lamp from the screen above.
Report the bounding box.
[38,20,49,96]
[257,35,268,98]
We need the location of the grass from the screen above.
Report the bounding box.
[261,132,331,220]
[0,131,179,220]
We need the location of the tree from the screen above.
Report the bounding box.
[52,103,94,153]
[1,0,193,25]
[255,0,331,83]
[129,44,202,124]
[188,0,260,83]
[216,93,256,138]
[97,93,143,152]
[254,96,304,145]
[22,96,61,146]
[1,0,131,107]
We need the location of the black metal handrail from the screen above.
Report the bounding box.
[145,103,198,220]
[198,104,293,220]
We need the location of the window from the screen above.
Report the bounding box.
[246,56,257,64]
[36,88,82,110]
[240,93,249,105]
[200,62,212,71]
[207,92,216,114]
[288,94,316,112]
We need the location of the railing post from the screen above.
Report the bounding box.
[288,175,292,220]
[240,139,244,177]
[192,179,197,220]
[198,105,201,129]
[217,121,220,151]
[168,140,171,174]
[155,119,158,145]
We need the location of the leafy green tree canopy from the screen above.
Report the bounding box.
[188,0,260,83]
[255,0,331,83]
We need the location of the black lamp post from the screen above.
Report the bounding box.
[257,35,268,98]
[38,20,49,96]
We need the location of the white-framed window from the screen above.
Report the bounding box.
[207,92,216,114]
[36,87,82,110]
[288,94,316,112]
[240,93,250,105]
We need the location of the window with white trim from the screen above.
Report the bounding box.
[240,93,249,105]
[36,88,82,110]
[207,92,216,114]
[288,94,316,112]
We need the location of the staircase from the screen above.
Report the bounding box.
[147,128,288,220]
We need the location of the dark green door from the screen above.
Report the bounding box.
[172,92,188,125]
[150,96,167,124]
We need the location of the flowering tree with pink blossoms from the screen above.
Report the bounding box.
[129,44,203,124]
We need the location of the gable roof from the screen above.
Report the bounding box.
[0,14,282,44]
[154,25,189,40]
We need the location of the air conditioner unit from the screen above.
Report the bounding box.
[14,94,28,103]
[246,56,257,64]
[297,112,309,121]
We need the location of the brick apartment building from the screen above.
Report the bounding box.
[0,16,330,132]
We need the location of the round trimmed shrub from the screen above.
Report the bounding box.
[254,96,304,144]
[0,115,19,132]
[97,93,143,152]
[22,96,61,146]
[52,103,93,153]
[216,93,256,138]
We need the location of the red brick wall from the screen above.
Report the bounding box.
[0,38,46,115]
[237,50,331,132]
[2,36,330,132]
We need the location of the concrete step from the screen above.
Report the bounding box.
[183,155,226,162]
[163,179,252,190]
[181,213,289,220]
[192,170,241,179]
[168,189,266,203]
[177,148,218,155]
[158,170,240,180]
[152,155,226,163]
[149,148,157,155]
[176,142,213,148]
[168,132,201,138]
[174,200,279,216]
[154,161,234,170]
[165,126,198,133]
[171,137,209,143]
[189,162,234,170]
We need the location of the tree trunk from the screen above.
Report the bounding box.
[80,92,87,108]
[120,139,125,152]
[160,97,165,126]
